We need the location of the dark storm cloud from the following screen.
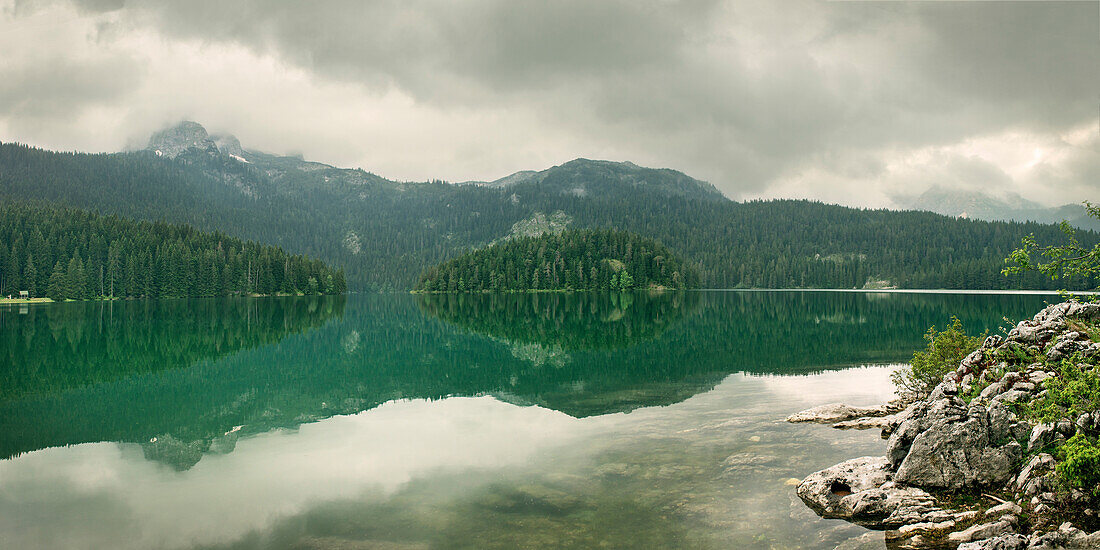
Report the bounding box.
[79,0,721,101]
[5,0,1098,203]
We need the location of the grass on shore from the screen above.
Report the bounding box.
[0,297,53,304]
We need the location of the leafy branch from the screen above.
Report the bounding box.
[1002,202,1100,288]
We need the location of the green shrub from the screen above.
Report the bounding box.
[995,341,1041,366]
[1028,355,1100,423]
[1057,433,1100,497]
[960,365,1005,404]
[892,317,985,398]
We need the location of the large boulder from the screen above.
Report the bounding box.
[797,456,947,529]
[889,399,1022,489]
[886,397,968,468]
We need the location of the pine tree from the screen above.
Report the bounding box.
[24,254,36,298]
[47,261,65,301]
[66,254,88,300]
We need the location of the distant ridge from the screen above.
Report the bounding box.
[896,186,1098,231]
[465,158,726,202]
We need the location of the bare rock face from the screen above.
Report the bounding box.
[211,133,244,157]
[886,398,968,469]
[146,121,213,158]
[1015,453,1056,496]
[833,414,897,431]
[146,121,245,160]
[796,456,946,529]
[891,401,1022,489]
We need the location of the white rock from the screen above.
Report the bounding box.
[786,402,891,423]
[947,520,1014,543]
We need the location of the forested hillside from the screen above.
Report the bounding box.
[0,202,345,300]
[415,229,697,292]
[1,125,1095,291]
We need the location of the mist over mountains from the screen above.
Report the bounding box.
[896,186,1098,230]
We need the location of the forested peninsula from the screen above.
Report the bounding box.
[414,229,697,292]
[0,203,346,301]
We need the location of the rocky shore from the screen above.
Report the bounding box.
[790,301,1100,549]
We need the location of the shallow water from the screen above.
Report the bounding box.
[0,291,1056,549]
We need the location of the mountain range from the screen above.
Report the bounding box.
[0,121,1094,291]
[896,186,1098,231]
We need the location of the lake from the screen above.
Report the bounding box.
[0,291,1057,549]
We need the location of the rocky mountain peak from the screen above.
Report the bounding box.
[146,121,245,159]
[211,134,244,158]
[146,121,211,158]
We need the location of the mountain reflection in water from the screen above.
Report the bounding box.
[0,291,1050,470]
[0,291,1058,549]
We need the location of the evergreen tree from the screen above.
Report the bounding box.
[47,261,65,301]
[24,254,36,297]
[619,269,634,289]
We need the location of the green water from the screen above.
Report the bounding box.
[0,291,1056,549]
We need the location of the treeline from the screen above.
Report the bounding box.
[415,229,698,292]
[0,202,346,300]
[511,191,1099,291]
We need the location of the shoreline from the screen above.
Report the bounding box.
[0,293,344,305]
[788,300,1100,549]
[413,287,1086,296]
[706,288,1090,296]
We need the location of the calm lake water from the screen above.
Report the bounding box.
[0,291,1057,549]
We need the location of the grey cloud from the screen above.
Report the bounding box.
[79,0,715,100]
[912,1,1098,129]
[0,55,143,117]
[10,0,1100,202]
[1031,131,1100,201]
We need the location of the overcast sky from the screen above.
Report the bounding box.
[0,0,1096,207]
